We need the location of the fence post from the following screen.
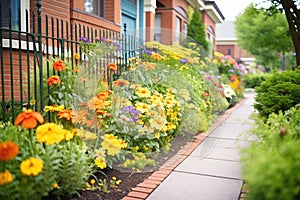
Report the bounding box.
[124,23,128,71]
[37,0,44,111]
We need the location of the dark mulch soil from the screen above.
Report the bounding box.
[73,133,196,200]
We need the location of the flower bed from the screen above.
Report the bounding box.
[0,38,244,199]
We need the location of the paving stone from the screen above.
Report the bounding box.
[175,157,242,180]
[147,171,243,200]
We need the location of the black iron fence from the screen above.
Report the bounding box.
[0,3,144,122]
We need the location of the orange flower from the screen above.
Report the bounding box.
[53,59,65,71]
[0,141,19,162]
[74,53,80,60]
[57,109,75,123]
[151,53,162,61]
[97,91,109,100]
[14,109,44,129]
[113,79,130,87]
[108,63,117,71]
[47,75,61,86]
[73,68,80,73]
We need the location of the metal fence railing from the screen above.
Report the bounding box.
[0,2,144,122]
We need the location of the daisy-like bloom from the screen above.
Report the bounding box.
[97,90,112,100]
[149,115,167,131]
[135,102,151,113]
[94,149,107,169]
[180,65,189,70]
[101,134,125,156]
[87,97,105,111]
[0,141,19,162]
[151,53,162,61]
[73,110,88,124]
[135,87,151,98]
[113,79,130,87]
[14,109,44,129]
[74,53,80,60]
[0,170,13,186]
[44,105,65,113]
[166,122,176,130]
[57,109,75,123]
[36,123,65,145]
[108,63,117,71]
[47,75,61,86]
[53,59,65,71]
[20,157,43,176]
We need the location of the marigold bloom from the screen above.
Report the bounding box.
[113,79,130,87]
[0,141,19,162]
[0,170,13,186]
[151,53,162,61]
[108,63,117,71]
[57,109,75,123]
[36,123,65,145]
[20,157,43,176]
[74,53,80,60]
[47,75,61,86]
[53,59,65,71]
[14,109,44,129]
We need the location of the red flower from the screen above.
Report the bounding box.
[108,63,117,71]
[47,75,61,86]
[14,109,44,129]
[53,60,65,71]
[0,141,19,162]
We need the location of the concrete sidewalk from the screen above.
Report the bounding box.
[146,92,256,200]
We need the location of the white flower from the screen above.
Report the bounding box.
[223,84,236,98]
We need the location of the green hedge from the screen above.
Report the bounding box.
[241,73,271,89]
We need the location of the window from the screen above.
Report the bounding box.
[227,49,231,55]
[175,17,181,43]
[84,0,104,17]
[154,14,161,42]
[1,0,20,30]
[183,22,188,38]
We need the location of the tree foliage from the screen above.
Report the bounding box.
[235,4,294,69]
[259,0,300,66]
[187,11,208,51]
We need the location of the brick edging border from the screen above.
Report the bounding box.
[122,96,249,200]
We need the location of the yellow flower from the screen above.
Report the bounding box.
[90,179,96,185]
[0,170,13,186]
[20,157,43,176]
[74,53,80,60]
[112,176,117,181]
[53,183,59,189]
[94,149,107,169]
[64,129,74,141]
[116,180,121,185]
[135,87,151,98]
[44,105,65,112]
[36,123,65,145]
[101,134,124,156]
[135,102,151,113]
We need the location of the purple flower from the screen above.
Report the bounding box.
[228,69,235,73]
[79,37,91,44]
[143,49,152,55]
[121,106,140,123]
[179,58,188,64]
[101,37,108,42]
[113,42,122,50]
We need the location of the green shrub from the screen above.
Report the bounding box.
[242,105,300,200]
[242,140,300,200]
[242,73,271,88]
[254,69,300,119]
